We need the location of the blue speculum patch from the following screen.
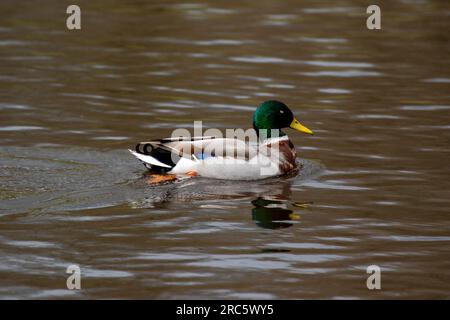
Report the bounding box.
[196,152,212,160]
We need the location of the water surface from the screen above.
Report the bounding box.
[1,0,450,299]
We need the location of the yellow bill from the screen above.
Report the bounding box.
[290,118,313,135]
[289,213,301,220]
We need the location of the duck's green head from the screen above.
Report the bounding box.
[253,100,313,139]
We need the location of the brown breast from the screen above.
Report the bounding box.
[265,139,297,174]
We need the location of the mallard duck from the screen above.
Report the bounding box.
[129,100,313,182]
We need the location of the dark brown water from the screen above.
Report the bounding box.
[1,0,450,299]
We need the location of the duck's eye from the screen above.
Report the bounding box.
[280,110,284,114]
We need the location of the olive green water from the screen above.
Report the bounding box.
[1,0,450,299]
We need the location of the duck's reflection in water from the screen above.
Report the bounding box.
[136,171,313,228]
[252,197,296,229]
[251,197,311,229]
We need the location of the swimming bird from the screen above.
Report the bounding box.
[129,100,313,182]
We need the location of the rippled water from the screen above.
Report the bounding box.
[1,0,450,299]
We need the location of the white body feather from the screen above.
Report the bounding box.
[129,136,290,180]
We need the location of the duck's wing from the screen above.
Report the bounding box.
[130,136,259,172]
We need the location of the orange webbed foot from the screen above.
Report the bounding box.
[146,174,177,185]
